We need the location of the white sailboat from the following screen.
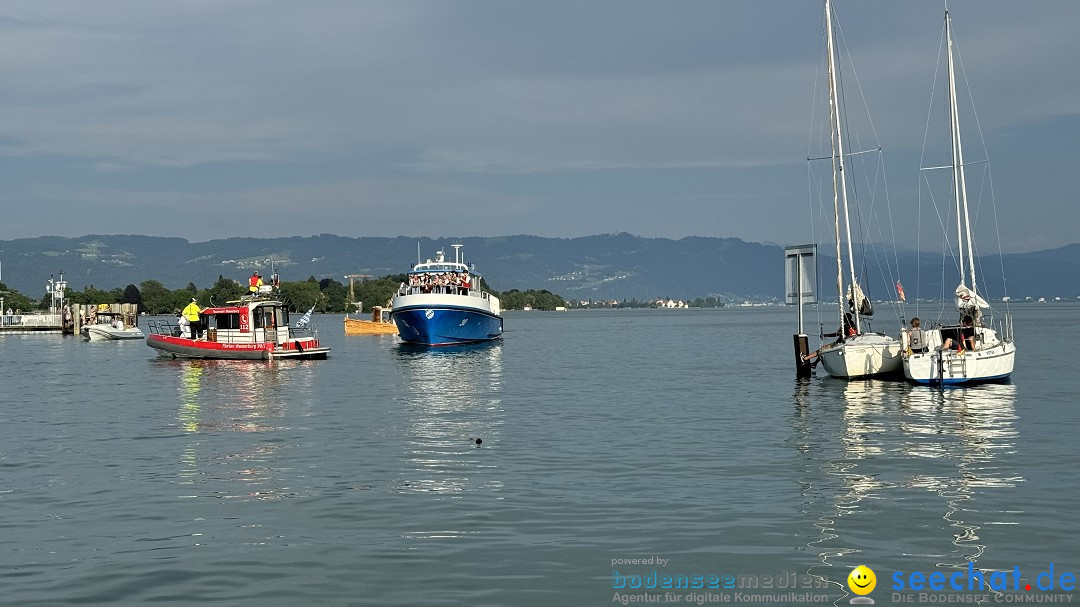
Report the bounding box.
[811,0,902,380]
[902,9,1015,385]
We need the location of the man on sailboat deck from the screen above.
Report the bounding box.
[822,312,856,342]
[801,313,857,364]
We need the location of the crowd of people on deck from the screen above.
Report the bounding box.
[405,271,472,295]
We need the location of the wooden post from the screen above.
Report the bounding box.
[794,334,812,378]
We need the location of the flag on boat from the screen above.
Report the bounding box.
[295,305,315,328]
[896,280,906,302]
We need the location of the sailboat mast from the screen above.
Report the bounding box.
[946,10,977,294]
[825,0,860,333]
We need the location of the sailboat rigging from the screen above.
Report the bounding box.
[806,0,902,380]
[901,8,1016,385]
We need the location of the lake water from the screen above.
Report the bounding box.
[2,304,1078,606]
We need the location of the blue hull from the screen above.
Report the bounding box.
[390,306,503,346]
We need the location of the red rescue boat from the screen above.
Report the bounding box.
[146,290,329,360]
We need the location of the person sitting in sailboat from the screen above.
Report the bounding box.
[823,312,856,342]
[941,315,977,352]
[905,317,927,353]
[801,313,856,364]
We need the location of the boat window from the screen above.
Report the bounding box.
[215,313,241,330]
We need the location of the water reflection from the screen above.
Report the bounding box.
[164,358,319,500]
[898,383,1020,573]
[392,341,504,497]
[791,379,1020,595]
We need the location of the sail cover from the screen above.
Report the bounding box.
[847,282,874,317]
[955,284,990,312]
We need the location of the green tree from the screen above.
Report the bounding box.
[139,280,172,314]
[354,275,404,312]
[120,284,143,311]
[171,290,199,313]
[68,285,120,305]
[318,278,349,313]
[496,288,567,311]
[278,280,322,312]
[0,283,37,312]
[207,275,245,306]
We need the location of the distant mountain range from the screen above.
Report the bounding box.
[1,233,1078,303]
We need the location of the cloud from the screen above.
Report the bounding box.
[1,1,1079,250]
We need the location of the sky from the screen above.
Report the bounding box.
[1,1,1078,253]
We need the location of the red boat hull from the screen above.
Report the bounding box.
[146,334,329,360]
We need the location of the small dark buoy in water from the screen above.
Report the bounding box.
[474,438,482,445]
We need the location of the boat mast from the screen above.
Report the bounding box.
[825,0,860,333]
[946,9,977,296]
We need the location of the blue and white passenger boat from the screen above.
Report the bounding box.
[390,244,503,346]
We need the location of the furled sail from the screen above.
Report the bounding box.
[847,282,874,317]
[954,284,990,312]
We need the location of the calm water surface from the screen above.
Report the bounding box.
[2,305,1078,606]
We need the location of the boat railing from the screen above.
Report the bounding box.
[146,317,315,345]
[147,319,183,337]
[397,284,487,297]
[289,326,317,340]
[146,319,298,345]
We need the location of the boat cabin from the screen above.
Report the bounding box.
[200,300,292,345]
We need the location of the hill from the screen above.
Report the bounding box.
[1,233,1077,303]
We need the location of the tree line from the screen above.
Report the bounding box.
[1,275,570,314]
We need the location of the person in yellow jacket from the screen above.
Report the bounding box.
[182,298,203,339]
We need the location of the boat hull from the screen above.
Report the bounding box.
[819,334,903,379]
[145,334,329,360]
[390,304,503,346]
[904,341,1015,385]
[82,326,145,341]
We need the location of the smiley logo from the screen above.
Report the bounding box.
[847,565,876,596]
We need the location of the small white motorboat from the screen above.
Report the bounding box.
[81,312,145,341]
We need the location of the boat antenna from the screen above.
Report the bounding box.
[417,241,421,266]
[452,243,463,264]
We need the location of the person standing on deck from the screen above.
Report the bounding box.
[182,298,203,339]
[248,271,263,295]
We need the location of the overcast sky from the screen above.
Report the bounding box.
[2,1,1078,253]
